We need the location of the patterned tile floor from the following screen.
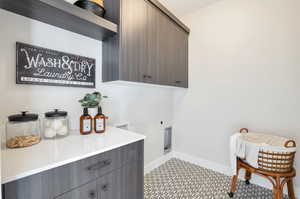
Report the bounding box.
[144,158,288,199]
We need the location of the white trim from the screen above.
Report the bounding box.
[144,152,174,174]
[173,151,232,175]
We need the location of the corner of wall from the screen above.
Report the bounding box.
[144,152,174,175]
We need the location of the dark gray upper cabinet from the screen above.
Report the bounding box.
[119,0,148,82]
[169,23,189,88]
[142,2,160,85]
[103,0,189,88]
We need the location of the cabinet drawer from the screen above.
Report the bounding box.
[55,180,98,199]
[51,141,142,197]
[51,147,122,196]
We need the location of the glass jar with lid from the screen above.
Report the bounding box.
[43,109,69,139]
[6,112,41,148]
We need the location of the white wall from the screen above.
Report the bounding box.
[0,9,173,165]
[0,9,121,131]
[116,82,174,164]
[173,0,300,192]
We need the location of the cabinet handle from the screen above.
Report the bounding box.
[102,184,109,192]
[86,159,112,171]
[89,191,96,198]
[143,75,152,79]
[175,80,182,84]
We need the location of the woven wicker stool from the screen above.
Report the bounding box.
[228,128,296,199]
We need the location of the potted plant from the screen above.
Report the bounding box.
[79,92,107,116]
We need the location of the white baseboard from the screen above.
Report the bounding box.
[173,151,232,176]
[144,152,174,174]
[144,151,300,198]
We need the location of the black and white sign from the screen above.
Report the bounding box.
[16,42,96,88]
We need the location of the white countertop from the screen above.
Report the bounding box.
[1,127,145,184]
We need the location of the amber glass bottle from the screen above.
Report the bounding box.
[80,108,92,135]
[94,106,106,133]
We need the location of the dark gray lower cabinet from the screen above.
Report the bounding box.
[3,172,54,199]
[98,161,143,199]
[55,161,143,199]
[3,141,144,199]
[55,181,98,199]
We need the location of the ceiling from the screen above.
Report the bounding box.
[159,0,221,17]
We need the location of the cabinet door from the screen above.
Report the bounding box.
[120,0,148,82]
[3,171,54,199]
[170,25,189,88]
[98,161,143,199]
[97,168,122,199]
[120,161,143,199]
[156,9,189,87]
[140,1,159,84]
[157,11,173,86]
[55,181,98,199]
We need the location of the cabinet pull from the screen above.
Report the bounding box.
[175,80,182,84]
[89,191,96,198]
[102,184,109,192]
[143,75,152,79]
[87,159,112,171]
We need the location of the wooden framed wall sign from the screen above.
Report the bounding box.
[16,42,96,88]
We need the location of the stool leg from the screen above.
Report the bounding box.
[245,170,252,185]
[287,179,295,199]
[273,187,282,199]
[273,177,283,199]
[230,175,238,192]
[275,190,283,199]
[228,159,241,198]
[228,173,239,198]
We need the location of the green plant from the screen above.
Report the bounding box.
[79,92,107,108]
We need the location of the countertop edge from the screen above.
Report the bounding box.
[2,131,145,184]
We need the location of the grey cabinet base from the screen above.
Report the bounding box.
[3,141,144,199]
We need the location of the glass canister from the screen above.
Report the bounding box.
[6,112,41,148]
[43,109,69,139]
